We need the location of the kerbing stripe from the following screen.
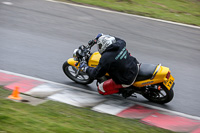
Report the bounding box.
[1,69,200,121]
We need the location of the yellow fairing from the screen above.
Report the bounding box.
[67,58,78,69]
[88,52,101,67]
[88,52,109,76]
[133,66,170,88]
[67,52,101,69]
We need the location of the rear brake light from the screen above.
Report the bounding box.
[166,71,171,79]
[158,85,161,91]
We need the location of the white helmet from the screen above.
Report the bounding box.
[97,35,116,54]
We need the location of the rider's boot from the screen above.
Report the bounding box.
[120,87,135,98]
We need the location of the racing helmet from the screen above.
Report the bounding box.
[97,34,116,54]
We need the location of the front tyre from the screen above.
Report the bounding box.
[142,84,174,104]
[62,61,93,85]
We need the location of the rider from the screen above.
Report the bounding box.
[80,33,139,96]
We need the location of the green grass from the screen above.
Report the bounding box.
[0,88,174,133]
[60,0,200,26]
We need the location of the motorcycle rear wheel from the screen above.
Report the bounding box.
[62,61,93,85]
[142,84,174,104]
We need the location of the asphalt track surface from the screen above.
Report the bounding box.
[0,0,200,117]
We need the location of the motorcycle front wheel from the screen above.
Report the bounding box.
[142,84,174,104]
[62,61,94,85]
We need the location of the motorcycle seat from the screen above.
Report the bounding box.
[136,63,157,81]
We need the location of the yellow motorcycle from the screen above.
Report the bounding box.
[63,43,175,104]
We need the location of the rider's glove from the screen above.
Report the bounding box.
[96,33,103,40]
[79,62,88,73]
[88,33,103,46]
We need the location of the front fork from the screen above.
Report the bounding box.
[75,69,81,78]
[67,58,87,78]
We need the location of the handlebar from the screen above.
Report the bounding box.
[74,39,97,65]
[87,39,97,48]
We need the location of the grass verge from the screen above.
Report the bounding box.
[60,0,200,26]
[0,88,174,133]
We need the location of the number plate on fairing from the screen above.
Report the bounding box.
[163,75,175,90]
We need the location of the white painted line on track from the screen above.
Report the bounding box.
[1,69,200,120]
[46,0,200,29]
[2,1,13,5]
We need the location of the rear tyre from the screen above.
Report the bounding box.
[142,84,174,104]
[62,61,93,85]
